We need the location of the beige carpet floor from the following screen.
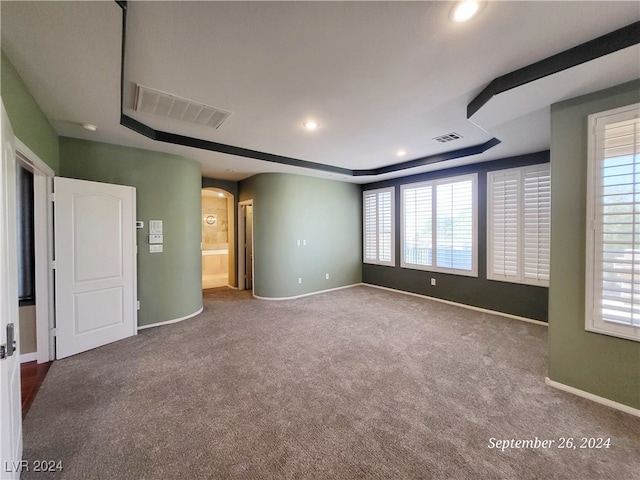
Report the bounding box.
[22,286,639,479]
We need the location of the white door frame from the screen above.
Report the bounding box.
[15,139,54,364]
[237,199,254,294]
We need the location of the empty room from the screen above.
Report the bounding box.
[0,1,638,479]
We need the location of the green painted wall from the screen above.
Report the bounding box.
[59,138,202,327]
[239,173,362,298]
[548,80,640,409]
[1,50,59,172]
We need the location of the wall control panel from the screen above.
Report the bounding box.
[149,220,163,253]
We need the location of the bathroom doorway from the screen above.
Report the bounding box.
[237,200,254,292]
[201,188,234,289]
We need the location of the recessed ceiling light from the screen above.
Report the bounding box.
[450,1,482,23]
[303,120,319,130]
[81,123,97,132]
[217,192,224,197]
[396,149,407,157]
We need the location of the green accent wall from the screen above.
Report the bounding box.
[1,50,59,172]
[362,152,550,321]
[548,80,640,409]
[59,137,202,327]
[239,173,362,298]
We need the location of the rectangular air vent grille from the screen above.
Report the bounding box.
[134,85,232,130]
[433,132,463,143]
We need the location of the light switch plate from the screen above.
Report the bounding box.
[150,245,163,253]
[149,234,163,244]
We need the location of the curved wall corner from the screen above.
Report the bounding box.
[59,137,203,327]
[239,172,362,299]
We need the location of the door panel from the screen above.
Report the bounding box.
[54,177,136,359]
[0,102,22,480]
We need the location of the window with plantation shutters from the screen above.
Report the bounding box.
[586,104,640,342]
[363,187,395,266]
[487,164,550,286]
[401,174,477,276]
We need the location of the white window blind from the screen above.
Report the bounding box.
[487,164,550,286]
[586,104,640,342]
[523,168,551,283]
[401,174,477,276]
[363,187,395,266]
[488,170,520,280]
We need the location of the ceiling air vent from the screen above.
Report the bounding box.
[134,85,232,130]
[433,132,463,143]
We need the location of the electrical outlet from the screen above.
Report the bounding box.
[325,273,330,280]
[298,277,303,284]
[430,278,436,286]
[303,239,307,246]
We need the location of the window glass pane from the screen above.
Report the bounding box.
[436,180,472,271]
[596,116,640,329]
[403,185,432,266]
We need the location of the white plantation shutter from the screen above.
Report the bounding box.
[364,193,378,261]
[401,174,477,276]
[363,187,395,266]
[488,170,520,279]
[402,185,432,266]
[487,164,550,286]
[523,167,551,283]
[587,104,640,341]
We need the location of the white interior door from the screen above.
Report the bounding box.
[54,177,137,359]
[0,103,22,479]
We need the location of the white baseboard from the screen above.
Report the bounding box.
[545,377,640,417]
[253,283,362,301]
[226,284,238,290]
[20,352,38,363]
[363,283,548,326]
[137,306,204,331]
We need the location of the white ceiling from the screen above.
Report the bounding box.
[2,1,639,184]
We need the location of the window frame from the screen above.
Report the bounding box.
[400,173,478,277]
[362,186,396,267]
[487,164,551,287]
[585,103,640,342]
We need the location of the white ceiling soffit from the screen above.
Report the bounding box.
[469,45,640,132]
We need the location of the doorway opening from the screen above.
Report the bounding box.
[201,188,234,289]
[15,144,54,365]
[237,200,254,292]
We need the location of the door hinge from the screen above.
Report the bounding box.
[50,260,56,270]
[50,327,57,337]
[49,192,55,202]
[136,301,140,311]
